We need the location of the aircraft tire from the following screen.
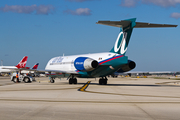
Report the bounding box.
[99,79,107,85]
[73,78,77,84]
[99,79,103,85]
[50,79,55,83]
[69,78,73,84]
[103,79,107,85]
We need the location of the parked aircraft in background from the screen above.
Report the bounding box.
[0,56,28,74]
[22,63,39,70]
[25,18,178,85]
[21,63,39,75]
[32,63,39,69]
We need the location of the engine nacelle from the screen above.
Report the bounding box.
[117,60,136,73]
[74,57,99,71]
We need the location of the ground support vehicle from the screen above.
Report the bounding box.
[11,72,35,83]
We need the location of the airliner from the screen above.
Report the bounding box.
[0,56,28,74]
[20,63,39,74]
[24,63,39,70]
[29,18,178,84]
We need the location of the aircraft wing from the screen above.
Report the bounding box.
[19,69,79,74]
[1,67,29,71]
[2,67,79,74]
[1,66,17,69]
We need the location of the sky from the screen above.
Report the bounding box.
[0,0,180,72]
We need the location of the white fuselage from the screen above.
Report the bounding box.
[0,66,17,73]
[45,52,117,72]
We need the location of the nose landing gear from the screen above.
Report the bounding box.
[50,77,55,83]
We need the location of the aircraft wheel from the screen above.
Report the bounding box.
[103,79,107,85]
[69,78,73,84]
[50,79,55,83]
[99,78,107,85]
[24,77,30,83]
[73,78,77,84]
[99,79,103,85]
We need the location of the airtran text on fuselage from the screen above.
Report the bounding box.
[50,57,64,65]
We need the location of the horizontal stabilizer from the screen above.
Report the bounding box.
[135,22,177,28]
[97,20,131,28]
[96,20,178,28]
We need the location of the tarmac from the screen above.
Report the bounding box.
[0,76,180,120]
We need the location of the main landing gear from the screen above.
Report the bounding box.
[69,77,77,84]
[99,77,108,85]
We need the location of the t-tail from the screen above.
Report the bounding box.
[97,18,177,55]
[32,63,39,69]
[15,56,28,69]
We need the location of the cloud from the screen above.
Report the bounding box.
[64,8,91,16]
[142,0,180,7]
[120,0,139,7]
[170,12,180,19]
[66,0,95,2]
[0,4,55,15]
[120,0,180,7]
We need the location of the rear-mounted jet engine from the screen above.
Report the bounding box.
[74,57,98,71]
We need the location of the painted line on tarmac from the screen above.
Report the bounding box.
[83,90,180,98]
[78,81,91,91]
[0,87,80,92]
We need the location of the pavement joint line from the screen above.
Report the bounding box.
[83,90,180,98]
[0,87,80,91]
[156,81,180,85]
[0,83,15,86]
[0,99,180,103]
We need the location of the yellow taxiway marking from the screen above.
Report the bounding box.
[78,81,91,91]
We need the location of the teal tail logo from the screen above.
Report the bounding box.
[110,18,136,55]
